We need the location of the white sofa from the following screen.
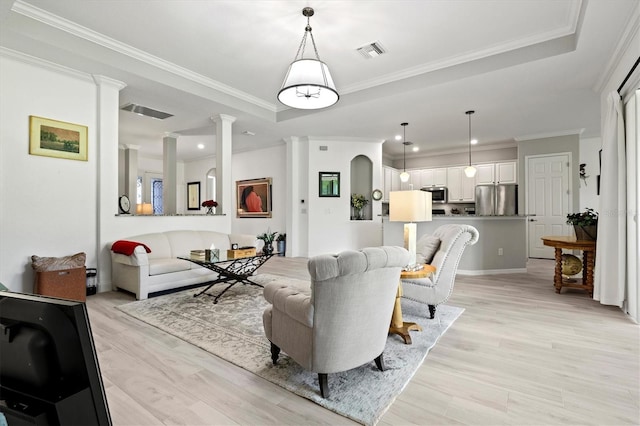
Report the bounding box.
[111,230,256,300]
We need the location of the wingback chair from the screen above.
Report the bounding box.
[262,246,409,398]
[402,224,479,319]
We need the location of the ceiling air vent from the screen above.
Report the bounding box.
[120,103,173,120]
[356,41,386,59]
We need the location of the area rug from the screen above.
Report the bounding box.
[117,274,464,425]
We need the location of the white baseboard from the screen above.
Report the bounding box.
[457,268,527,276]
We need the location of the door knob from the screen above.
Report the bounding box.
[529,218,537,222]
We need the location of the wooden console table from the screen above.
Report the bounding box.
[541,236,596,297]
[390,265,437,344]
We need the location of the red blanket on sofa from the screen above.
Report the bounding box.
[111,240,152,256]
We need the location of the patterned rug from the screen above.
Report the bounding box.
[117,274,464,425]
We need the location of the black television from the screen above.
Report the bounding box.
[0,291,111,425]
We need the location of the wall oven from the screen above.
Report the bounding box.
[420,187,447,203]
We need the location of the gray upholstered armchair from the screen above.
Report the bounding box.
[402,224,479,319]
[262,246,409,398]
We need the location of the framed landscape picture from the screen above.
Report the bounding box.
[236,177,272,218]
[29,116,88,161]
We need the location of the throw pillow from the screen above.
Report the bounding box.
[415,236,440,265]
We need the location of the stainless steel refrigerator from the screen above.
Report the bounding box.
[475,184,518,216]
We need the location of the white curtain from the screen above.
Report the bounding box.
[594,91,627,306]
[624,90,639,322]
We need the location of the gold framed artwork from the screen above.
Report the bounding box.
[236,177,272,218]
[29,116,88,161]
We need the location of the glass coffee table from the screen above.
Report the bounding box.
[178,251,275,303]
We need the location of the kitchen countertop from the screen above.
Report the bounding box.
[431,214,526,219]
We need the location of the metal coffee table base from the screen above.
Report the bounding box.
[180,254,273,304]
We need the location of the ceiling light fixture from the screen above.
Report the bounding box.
[278,7,339,110]
[400,122,412,183]
[464,110,477,178]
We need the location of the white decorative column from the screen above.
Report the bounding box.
[93,74,126,292]
[163,133,178,215]
[212,114,236,215]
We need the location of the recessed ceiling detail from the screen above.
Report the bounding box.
[120,103,173,120]
[356,41,386,59]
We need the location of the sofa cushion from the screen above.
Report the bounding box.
[149,258,192,276]
[127,233,172,259]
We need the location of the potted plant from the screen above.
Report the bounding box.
[351,194,369,220]
[276,233,286,256]
[566,208,598,240]
[257,229,277,254]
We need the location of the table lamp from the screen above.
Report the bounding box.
[389,190,432,267]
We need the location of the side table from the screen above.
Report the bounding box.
[541,236,596,297]
[390,265,437,344]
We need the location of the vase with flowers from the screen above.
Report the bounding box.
[566,208,598,240]
[202,200,218,215]
[351,193,369,220]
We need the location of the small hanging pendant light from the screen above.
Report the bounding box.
[464,110,477,178]
[278,7,339,110]
[399,122,412,183]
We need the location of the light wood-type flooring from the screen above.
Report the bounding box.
[87,257,639,425]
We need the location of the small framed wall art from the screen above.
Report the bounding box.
[319,172,340,197]
[187,181,200,210]
[29,116,88,161]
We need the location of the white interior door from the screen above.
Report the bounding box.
[526,154,571,258]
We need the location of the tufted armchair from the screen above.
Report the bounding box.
[402,224,479,319]
[262,246,409,398]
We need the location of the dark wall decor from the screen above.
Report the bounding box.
[319,172,340,197]
[187,181,200,210]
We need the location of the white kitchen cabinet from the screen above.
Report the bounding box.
[447,166,475,202]
[496,161,517,184]
[420,168,447,187]
[474,161,517,185]
[382,166,400,201]
[475,164,495,185]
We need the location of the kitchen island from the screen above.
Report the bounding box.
[382,215,527,274]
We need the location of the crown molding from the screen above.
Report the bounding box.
[0,46,94,82]
[11,0,276,113]
[92,74,127,91]
[593,1,640,93]
[514,128,585,142]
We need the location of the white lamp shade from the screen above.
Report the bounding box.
[278,59,339,109]
[389,190,432,222]
[464,165,477,178]
[136,203,153,215]
[399,171,410,182]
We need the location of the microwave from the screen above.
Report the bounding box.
[420,186,448,203]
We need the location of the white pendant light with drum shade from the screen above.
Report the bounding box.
[278,7,339,110]
[464,110,477,178]
[399,122,412,183]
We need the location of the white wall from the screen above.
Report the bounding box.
[303,137,385,257]
[579,136,601,211]
[0,54,99,292]
[231,145,287,243]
